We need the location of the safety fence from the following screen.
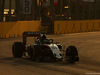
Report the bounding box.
[54,20,100,34]
[0,21,41,38]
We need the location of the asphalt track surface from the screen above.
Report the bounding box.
[0,32,100,75]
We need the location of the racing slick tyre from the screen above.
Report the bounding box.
[28,46,36,61]
[12,42,23,58]
[66,46,79,63]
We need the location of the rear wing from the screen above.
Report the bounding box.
[23,32,43,37]
[23,32,44,45]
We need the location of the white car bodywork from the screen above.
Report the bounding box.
[46,44,62,59]
[29,43,63,59]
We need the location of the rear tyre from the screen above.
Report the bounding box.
[12,42,23,58]
[66,46,78,63]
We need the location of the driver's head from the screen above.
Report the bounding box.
[40,34,43,37]
[41,34,46,39]
[42,34,46,39]
[37,33,46,40]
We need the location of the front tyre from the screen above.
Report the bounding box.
[12,42,23,58]
[66,46,79,63]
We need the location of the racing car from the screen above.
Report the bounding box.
[12,32,79,63]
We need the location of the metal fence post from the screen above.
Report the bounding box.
[0,0,5,22]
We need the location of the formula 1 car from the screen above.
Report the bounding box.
[12,32,79,63]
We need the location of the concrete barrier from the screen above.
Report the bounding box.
[54,20,100,34]
[0,21,41,38]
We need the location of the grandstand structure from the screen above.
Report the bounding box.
[0,0,100,22]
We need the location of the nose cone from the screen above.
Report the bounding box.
[53,53,62,59]
[48,44,63,59]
